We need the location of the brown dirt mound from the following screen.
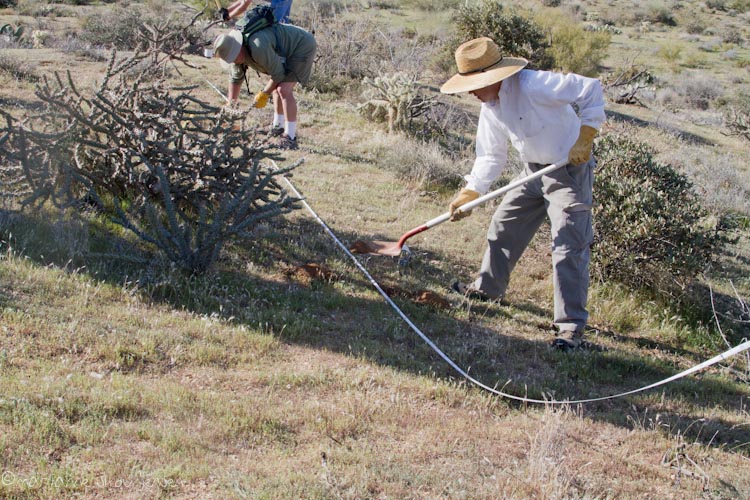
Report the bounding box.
[349,240,373,254]
[289,263,337,284]
[413,291,451,309]
[381,285,451,309]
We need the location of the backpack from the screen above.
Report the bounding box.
[236,4,276,40]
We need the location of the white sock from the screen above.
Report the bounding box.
[285,121,297,139]
[273,113,284,128]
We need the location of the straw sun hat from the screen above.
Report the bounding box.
[440,37,528,94]
[213,31,243,64]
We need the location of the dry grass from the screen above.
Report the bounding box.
[1,1,750,498]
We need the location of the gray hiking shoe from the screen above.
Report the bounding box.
[268,125,285,137]
[276,134,298,150]
[551,330,584,351]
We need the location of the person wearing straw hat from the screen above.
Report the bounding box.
[443,37,605,351]
[213,22,315,149]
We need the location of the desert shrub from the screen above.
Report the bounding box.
[721,27,745,44]
[592,134,731,295]
[675,73,723,110]
[80,4,202,52]
[723,93,750,142]
[402,0,458,11]
[0,53,38,82]
[542,0,561,6]
[370,133,465,189]
[706,0,728,10]
[307,6,438,95]
[0,0,16,6]
[536,10,611,76]
[80,6,146,48]
[657,43,682,64]
[645,3,677,25]
[15,0,72,17]
[0,23,299,274]
[685,20,706,34]
[729,0,750,12]
[605,66,656,106]
[446,0,554,71]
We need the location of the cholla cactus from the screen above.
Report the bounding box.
[31,30,50,48]
[1,43,300,273]
[357,72,435,133]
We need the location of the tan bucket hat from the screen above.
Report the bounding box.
[441,37,528,94]
[213,31,243,64]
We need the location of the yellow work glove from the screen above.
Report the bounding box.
[253,90,271,109]
[568,125,598,166]
[449,188,480,221]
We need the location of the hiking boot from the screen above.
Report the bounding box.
[276,134,298,150]
[268,125,285,137]
[451,281,493,302]
[551,330,583,351]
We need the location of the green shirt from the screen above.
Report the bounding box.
[229,24,316,84]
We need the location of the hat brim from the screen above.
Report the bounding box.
[214,31,243,64]
[440,57,528,94]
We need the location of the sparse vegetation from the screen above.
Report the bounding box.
[0,0,749,498]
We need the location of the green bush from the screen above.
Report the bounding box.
[645,3,676,25]
[447,0,554,71]
[536,10,611,76]
[592,134,731,295]
[729,0,750,12]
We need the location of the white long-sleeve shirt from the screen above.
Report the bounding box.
[465,69,606,193]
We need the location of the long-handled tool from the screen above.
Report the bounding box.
[351,159,569,263]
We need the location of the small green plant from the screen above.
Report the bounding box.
[592,134,732,296]
[658,43,682,65]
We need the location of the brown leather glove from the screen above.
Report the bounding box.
[449,188,480,221]
[568,125,598,166]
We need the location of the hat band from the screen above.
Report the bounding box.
[458,56,504,76]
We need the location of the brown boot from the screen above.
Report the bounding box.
[451,281,493,301]
[551,330,583,351]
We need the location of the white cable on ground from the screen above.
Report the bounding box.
[280,174,750,405]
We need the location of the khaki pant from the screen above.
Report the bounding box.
[470,158,595,333]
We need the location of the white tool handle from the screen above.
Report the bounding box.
[423,160,569,228]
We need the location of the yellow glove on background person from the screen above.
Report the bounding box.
[253,90,271,109]
[449,188,480,221]
[568,125,598,165]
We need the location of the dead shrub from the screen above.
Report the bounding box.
[675,72,724,110]
[305,5,439,95]
[0,53,39,83]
